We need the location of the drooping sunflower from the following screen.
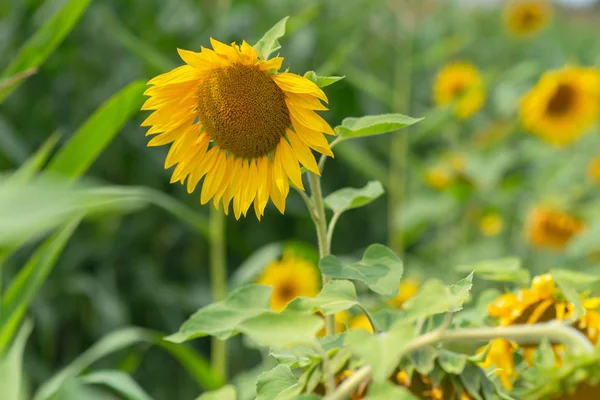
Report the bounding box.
[479,274,600,389]
[520,66,599,146]
[526,206,585,250]
[256,251,320,311]
[141,39,334,219]
[586,156,600,184]
[433,62,486,119]
[503,0,552,38]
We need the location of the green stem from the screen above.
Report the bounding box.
[325,322,593,400]
[307,172,335,335]
[209,208,227,380]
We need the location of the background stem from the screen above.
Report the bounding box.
[209,208,227,380]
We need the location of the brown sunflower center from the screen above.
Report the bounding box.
[197,64,290,159]
[519,8,539,28]
[546,83,576,116]
[276,282,296,303]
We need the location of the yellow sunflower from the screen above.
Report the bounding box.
[433,62,486,119]
[520,66,599,146]
[256,251,320,311]
[349,314,374,333]
[586,156,600,184]
[389,278,420,309]
[503,0,552,38]
[526,206,585,250]
[141,39,334,220]
[480,274,600,389]
[479,213,504,237]
[424,167,453,190]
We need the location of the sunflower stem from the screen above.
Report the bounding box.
[209,208,228,380]
[307,171,335,336]
[325,321,593,400]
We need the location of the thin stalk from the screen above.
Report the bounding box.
[325,322,593,400]
[307,172,335,335]
[326,212,342,251]
[209,208,227,379]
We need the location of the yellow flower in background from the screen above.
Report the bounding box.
[587,156,600,184]
[479,338,518,389]
[257,251,320,311]
[349,314,374,333]
[389,278,420,309]
[425,167,453,190]
[444,152,467,173]
[503,0,552,38]
[526,206,585,250]
[141,39,334,220]
[434,62,486,119]
[479,213,504,237]
[520,66,599,146]
[317,311,351,337]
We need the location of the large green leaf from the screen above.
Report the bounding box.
[238,312,323,348]
[0,220,80,353]
[365,382,419,400]
[284,279,358,315]
[33,327,222,400]
[335,114,423,140]
[345,320,416,382]
[455,258,529,284]
[46,80,146,181]
[403,273,474,321]
[0,320,33,400]
[255,365,301,400]
[319,244,403,297]
[80,370,153,400]
[253,17,289,61]
[324,181,385,215]
[0,0,93,102]
[195,385,236,400]
[166,285,273,343]
[8,133,61,184]
[303,71,344,88]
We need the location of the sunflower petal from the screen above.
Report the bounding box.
[286,128,320,175]
[273,72,328,103]
[258,57,284,71]
[210,38,239,60]
[278,138,304,190]
[287,102,335,135]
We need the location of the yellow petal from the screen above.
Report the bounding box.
[258,57,284,71]
[199,46,230,66]
[286,128,320,175]
[213,153,236,208]
[201,151,228,205]
[269,160,287,214]
[292,118,334,157]
[287,102,335,135]
[222,158,243,215]
[273,72,328,103]
[277,139,304,190]
[241,160,260,216]
[148,65,201,85]
[209,38,239,61]
[177,48,214,70]
[240,40,258,62]
[285,92,328,111]
[186,146,218,192]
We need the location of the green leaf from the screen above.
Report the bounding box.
[8,133,61,184]
[0,0,92,102]
[0,320,33,400]
[320,244,403,297]
[365,382,419,400]
[549,269,600,290]
[229,243,283,289]
[403,273,473,321]
[254,17,289,61]
[303,71,344,88]
[456,258,529,284]
[345,320,416,382]
[255,365,301,400]
[567,220,600,257]
[166,284,272,343]
[324,181,385,215]
[0,220,80,354]
[80,370,153,400]
[437,349,467,375]
[335,113,423,140]
[284,280,358,315]
[195,385,236,400]
[552,271,584,323]
[46,81,146,181]
[409,347,437,375]
[238,312,323,348]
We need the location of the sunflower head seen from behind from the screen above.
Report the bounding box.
[503,0,552,38]
[434,62,486,119]
[141,38,334,220]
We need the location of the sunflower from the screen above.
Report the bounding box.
[503,0,552,38]
[433,62,486,119]
[586,156,600,184]
[480,274,600,389]
[141,39,334,219]
[425,167,453,190]
[349,314,374,333]
[520,66,599,146]
[389,278,420,309]
[256,251,320,311]
[479,213,504,237]
[526,206,585,250]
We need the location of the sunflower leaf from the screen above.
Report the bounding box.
[365,382,419,399]
[0,319,33,400]
[195,385,236,400]
[437,349,467,375]
[319,244,403,297]
[255,365,301,400]
[237,312,323,348]
[303,71,345,88]
[455,258,529,285]
[254,17,289,61]
[335,113,423,140]
[324,181,385,215]
[284,279,358,315]
[79,370,153,400]
[552,271,584,323]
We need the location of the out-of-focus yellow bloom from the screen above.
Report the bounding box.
[444,152,467,173]
[520,66,599,147]
[526,206,585,250]
[257,251,320,311]
[480,213,504,237]
[349,314,374,333]
[503,0,552,38]
[587,156,600,184]
[389,278,420,309]
[317,310,351,337]
[434,62,486,119]
[479,338,519,389]
[425,167,453,190]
